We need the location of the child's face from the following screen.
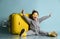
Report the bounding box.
[32,12,38,20]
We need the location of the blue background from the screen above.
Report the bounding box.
[0,0,60,39]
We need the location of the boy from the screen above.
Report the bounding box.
[20,10,57,37]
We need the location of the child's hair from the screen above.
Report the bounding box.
[31,10,39,15]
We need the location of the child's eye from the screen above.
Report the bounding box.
[35,15,38,16]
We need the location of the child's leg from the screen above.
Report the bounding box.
[37,30,57,37]
[27,30,36,36]
[27,28,57,37]
[34,27,49,36]
[38,30,49,36]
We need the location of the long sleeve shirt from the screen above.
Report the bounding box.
[23,14,51,32]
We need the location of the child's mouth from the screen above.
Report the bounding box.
[34,17,37,19]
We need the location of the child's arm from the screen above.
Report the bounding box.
[39,14,51,23]
[21,10,31,24]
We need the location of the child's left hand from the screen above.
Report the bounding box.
[49,13,52,17]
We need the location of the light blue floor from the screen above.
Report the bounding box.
[0,27,60,39]
[0,33,59,39]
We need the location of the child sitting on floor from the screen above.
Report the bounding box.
[20,10,57,37]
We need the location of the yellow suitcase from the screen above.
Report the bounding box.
[9,13,30,36]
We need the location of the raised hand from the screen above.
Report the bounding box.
[21,10,25,16]
[21,10,24,14]
[49,12,52,17]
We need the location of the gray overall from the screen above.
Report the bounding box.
[23,14,51,36]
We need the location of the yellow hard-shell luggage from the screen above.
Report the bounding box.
[9,13,30,36]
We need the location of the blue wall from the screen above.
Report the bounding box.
[0,0,60,33]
